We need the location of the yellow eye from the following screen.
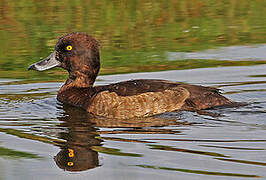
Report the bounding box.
[68,152,74,157]
[68,148,74,157]
[67,162,74,166]
[66,45,72,51]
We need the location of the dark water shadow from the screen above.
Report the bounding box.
[215,158,266,167]
[135,165,260,178]
[148,144,229,158]
[199,144,265,151]
[142,138,266,143]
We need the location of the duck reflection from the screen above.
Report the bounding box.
[54,105,187,172]
[54,106,102,172]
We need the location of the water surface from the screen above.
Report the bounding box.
[0,65,266,179]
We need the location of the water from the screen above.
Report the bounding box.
[0,1,266,179]
[0,65,266,179]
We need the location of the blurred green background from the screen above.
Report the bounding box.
[0,0,265,80]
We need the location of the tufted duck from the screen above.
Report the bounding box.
[29,32,235,119]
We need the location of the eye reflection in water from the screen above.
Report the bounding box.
[53,104,189,172]
[54,105,102,172]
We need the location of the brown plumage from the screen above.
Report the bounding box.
[29,32,234,119]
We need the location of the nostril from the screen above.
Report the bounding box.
[28,64,36,70]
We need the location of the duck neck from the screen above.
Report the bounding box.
[64,71,97,88]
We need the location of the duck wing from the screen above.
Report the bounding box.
[88,80,190,119]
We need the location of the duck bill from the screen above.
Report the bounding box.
[28,51,60,71]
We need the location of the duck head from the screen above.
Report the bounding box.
[29,32,100,87]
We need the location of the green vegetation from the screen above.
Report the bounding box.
[135,165,260,178]
[149,144,229,157]
[0,146,41,159]
[1,59,266,81]
[0,128,63,145]
[215,158,266,166]
[0,0,266,80]
[92,146,142,157]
